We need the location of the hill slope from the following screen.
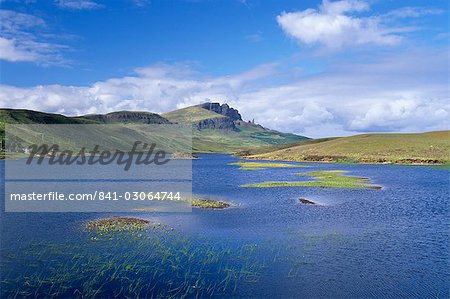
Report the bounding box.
[163,103,309,153]
[0,109,192,157]
[0,109,97,125]
[1,105,308,154]
[162,105,225,124]
[241,131,450,164]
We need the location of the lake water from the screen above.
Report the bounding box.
[1,154,449,298]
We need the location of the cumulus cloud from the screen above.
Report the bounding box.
[54,0,103,10]
[0,10,69,65]
[349,99,448,132]
[276,0,410,49]
[1,47,448,137]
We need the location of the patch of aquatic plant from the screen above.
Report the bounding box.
[242,170,381,189]
[85,216,152,233]
[229,161,306,170]
[130,198,232,211]
[0,231,266,298]
[190,198,231,209]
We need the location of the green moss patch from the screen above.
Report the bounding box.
[190,198,231,209]
[85,217,152,233]
[229,161,306,170]
[242,170,381,189]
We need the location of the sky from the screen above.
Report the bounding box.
[0,0,449,138]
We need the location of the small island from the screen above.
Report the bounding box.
[85,216,152,233]
[242,170,382,189]
[190,198,231,209]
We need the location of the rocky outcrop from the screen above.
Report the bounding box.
[299,198,317,205]
[82,111,171,124]
[195,117,237,131]
[200,103,242,121]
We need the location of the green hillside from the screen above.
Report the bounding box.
[241,131,450,164]
[162,105,223,123]
[0,105,308,155]
[163,104,309,153]
[0,109,97,125]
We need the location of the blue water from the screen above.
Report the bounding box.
[1,154,449,298]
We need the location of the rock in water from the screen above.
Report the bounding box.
[299,198,316,205]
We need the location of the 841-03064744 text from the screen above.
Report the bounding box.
[9,191,183,201]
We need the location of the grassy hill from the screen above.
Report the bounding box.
[0,109,191,157]
[0,105,308,155]
[1,108,448,163]
[240,131,450,165]
[162,105,224,123]
[163,104,308,153]
[0,109,97,125]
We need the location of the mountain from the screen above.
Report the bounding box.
[0,104,308,154]
[162,103,309,153]
[239,131,450,165]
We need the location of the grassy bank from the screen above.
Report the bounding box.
[240,131,450,165]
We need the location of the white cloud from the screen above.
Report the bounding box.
[0,10,69,65]
[55,0,103,10]
[349,99,448,132]
[0,37,36,61]
[0,47,448,138]
[277,0,407,49]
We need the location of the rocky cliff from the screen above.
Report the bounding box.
[195,117,237,130]
[200,103,242,121]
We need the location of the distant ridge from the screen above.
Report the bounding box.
[76,111,171,124]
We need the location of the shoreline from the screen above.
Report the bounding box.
[2,151,448,167]
[236,155,449,166]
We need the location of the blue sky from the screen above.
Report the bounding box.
[0,0,449,137]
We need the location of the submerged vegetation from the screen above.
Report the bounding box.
[242,170,381,189]
[1,230,265,298]
[229,161,306,170]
